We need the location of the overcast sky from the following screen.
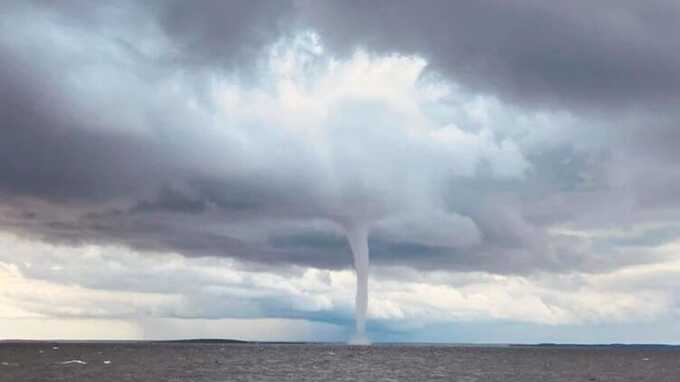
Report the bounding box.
[2,0,680,343]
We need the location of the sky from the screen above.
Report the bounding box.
[2,0,680,343]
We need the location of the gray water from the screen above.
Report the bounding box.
[1,343,679,381]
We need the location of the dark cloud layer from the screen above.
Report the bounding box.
[154,0,295,68]
[301,0,680,110]
[1,0,680,278]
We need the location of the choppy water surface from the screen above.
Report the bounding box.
[1,343,679,381]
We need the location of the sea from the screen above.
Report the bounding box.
[1,342,679,381]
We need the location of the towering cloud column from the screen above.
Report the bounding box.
[345,222,370,345]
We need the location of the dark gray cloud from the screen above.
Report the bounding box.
[154,0,295,68]
[1,0,680,280]
[300,0,680,110]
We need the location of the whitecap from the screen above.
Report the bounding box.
[59,360,87,365]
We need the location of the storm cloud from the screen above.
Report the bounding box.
[301,0,680,110]
[2,1,680,340]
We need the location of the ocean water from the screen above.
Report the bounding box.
[1,342,679,381]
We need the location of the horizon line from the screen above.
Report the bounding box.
[2,339,680,347]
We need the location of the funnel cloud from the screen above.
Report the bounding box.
[345,222,370,344]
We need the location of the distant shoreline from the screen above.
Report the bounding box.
[0,339,322,345]
[509,343,680,350]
